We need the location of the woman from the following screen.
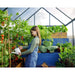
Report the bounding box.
[19,26,41,67]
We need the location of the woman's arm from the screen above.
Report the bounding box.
[19,46,29,50]
[23,46,29,49]
[21,38,39,55]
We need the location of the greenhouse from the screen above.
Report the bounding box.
[0,7,75,67]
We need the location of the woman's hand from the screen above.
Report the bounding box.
[18,52,21,56]
[19,46,23,50]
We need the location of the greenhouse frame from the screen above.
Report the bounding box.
[0,7,75,45]
[0,7,75,67]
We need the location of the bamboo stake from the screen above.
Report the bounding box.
[4,39,6,65]
[5,39,6,50]
[4,39,6,67]
[6,10,11,67]
[8,25,11,67]
[2,47,3,67]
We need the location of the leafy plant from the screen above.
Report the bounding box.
[0,41,9,67]
[39,45,47,53]
[47,46,58,53]
[43,40,53,47]
[38,25,52,39]
[56,42,72,48]
[60,25,68,32]
[56,46,75,67]
[48,25,68,33]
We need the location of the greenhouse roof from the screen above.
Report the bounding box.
[0,7,75,26]
[0,7,75,45]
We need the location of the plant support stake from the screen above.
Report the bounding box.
[2,47,3,67]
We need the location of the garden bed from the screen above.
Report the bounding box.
[51,32,67,38]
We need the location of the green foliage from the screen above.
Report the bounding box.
[56,45,75,67]
[47,46,58,53]
[0,56,9,63]
[48,25,68,33]
[0,42,9,67]
[56,42,72,48]
[59,46,72,60]
[0,9,8,24]
[3,50,9,56]
[61,25,68,32]
[10,19,33,46]
[43,41,53,47]
[38,25,52,39]
[0,52,2,57]
[0,41,4,50]
[16,12,19,15]
[39,45,47,53]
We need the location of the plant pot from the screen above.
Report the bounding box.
[51,32,67,38]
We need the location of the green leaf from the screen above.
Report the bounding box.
[1,44,4,47]
[16,12,19,15]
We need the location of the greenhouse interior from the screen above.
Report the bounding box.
[0,7,75,67]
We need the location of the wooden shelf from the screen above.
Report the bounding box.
[16,62,22,67]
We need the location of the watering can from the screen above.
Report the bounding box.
[11,48,21,54]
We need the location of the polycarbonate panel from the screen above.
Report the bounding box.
[19,8,39,20]
[45,7,71,25]
[67,23,72,38]
[50,16,63,25]
[7,8,27,20]
[28,16,34,26]
[66,23,73,45]
[58,8,75,19]
[35,9,49,25]
[74,21,75,45]
[0,8,6,11]
[74,21,75,36]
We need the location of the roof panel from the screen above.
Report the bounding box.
[19,8,39,20]
[45,7,71,24]
[0,7,75,26]
[0,8,6,11]
[7,8,28,20]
